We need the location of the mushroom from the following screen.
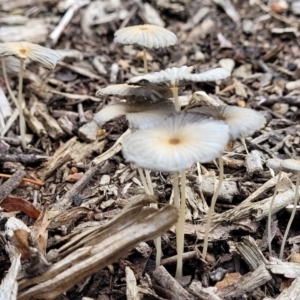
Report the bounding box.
[114,24,178,73]
[127,66,230,111]
[279,159,300,259]
[94,100,175,130]
[96,83,173,103]
[95,98,176,265]
[188,105,266,140]
[0,42,62,149]
[266,158,283,256]
[188,105,266,258]
[122,112,229,278]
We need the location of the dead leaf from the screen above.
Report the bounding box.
[215,272,242,291]
[0,196,41,219]
[290,251,300,263]
[31,203,50,254]
[13,229,30,260]
[65,172,84,182]
[280,278,294,292]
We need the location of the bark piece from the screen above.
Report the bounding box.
[0,253,20,300]
[245,150,263,176]
[200,176,238,203]
[273,275,300,299]
[78,121,98,142]
[18,201,178,299]
[0,169,25,202]
[152,266,196,300]
[268,257,300,278]
[235,236,269,270]
[35,103,64,139]
[126,266,140,300]
[217,264,272,299]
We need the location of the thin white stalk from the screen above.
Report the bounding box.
[202,155,224,258]
[143,48,148,73]
[172,172,180,208]
[138,168,150,195]
[1,58,19,108]
[197,162,202,185]
[268,171,282,256]
[241,137,250,155]
[171,87,180,112]
[145,168,162,267]
[18,58,26,149]
[145,169,154,195]
[280,172,300,259]
[175,170,186,279]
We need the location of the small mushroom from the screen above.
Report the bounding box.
[189,105,266,258]
[96,83,173,102]
[94,100,175,130]
[279,159,300,259]
[122,112,229,278]
[127,66,230,112]
[0,42,62,69]
[0,42,62,149]
[114,24,178,73]
[188,105,266,141]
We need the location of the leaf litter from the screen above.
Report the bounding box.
[1,0,300,299]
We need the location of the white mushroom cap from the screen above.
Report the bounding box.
[0,42,62,69]
[95,84,172,102]
[188,105,266,140]
[280,159,300,172]
[0,57,21,74]
[94,100,175,130]
[114,24,178,49]
[122,113,229,172]
[127,66,230,88]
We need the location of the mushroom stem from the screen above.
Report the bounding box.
[1,58,19,109]
[202,155,224,259]
[171,87,180,112]
[145,169,154,195]
[143,48,148,73]
[268,171,282,256]
[172,172,180,208]
[18,57,26,150]
[138,168,150,194]
[241,137,249,155]
[145,168,162,267]
[175,170,186,279]
[280,172,300,259]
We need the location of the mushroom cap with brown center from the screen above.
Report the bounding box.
[0,41,62,69]
[122,113,229,172]
[114,24,178,49]
[188,105,266,140]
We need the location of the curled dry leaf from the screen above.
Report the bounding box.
[215,272,242,291]
[0,196,41,219]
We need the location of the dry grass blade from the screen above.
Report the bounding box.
[18,196,178,299]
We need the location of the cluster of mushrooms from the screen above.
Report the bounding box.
[1,25,297,280]
[94,24,266,278]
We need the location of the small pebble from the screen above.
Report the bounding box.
[71,194,83,206]
[210,267,227,282]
